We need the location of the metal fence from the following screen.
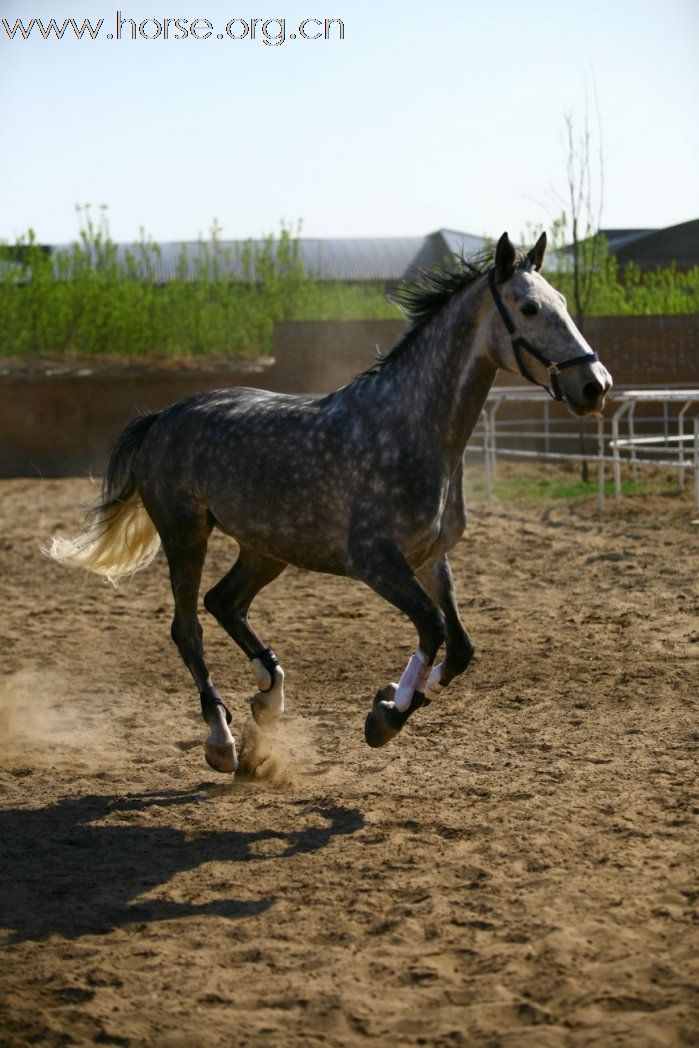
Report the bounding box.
[468,387,699,511]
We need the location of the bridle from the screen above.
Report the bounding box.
[487,268,598,402]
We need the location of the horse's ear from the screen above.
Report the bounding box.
[494,232,516,281]
[527,231,547,272]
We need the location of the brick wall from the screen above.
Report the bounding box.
[273,314,699,390]
[272,319,405,392]
[1,314,696,476]
[582,315,699,386]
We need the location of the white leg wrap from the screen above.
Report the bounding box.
[251,658,285,714]
[394,650,430,712]
[252,657,272,692]
[424,661,446,701]
[205,703,234,746]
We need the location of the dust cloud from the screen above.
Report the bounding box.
[0,669,112,768]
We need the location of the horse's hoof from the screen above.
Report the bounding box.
[250,694,282,731]
[364,698,404,748]
[364,688,428,748]
[204,740,238,774]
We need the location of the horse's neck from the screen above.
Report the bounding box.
[373,280,497,470]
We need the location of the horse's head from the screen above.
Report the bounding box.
[484,231,612,415]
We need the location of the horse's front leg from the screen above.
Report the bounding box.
[346,534,446,748]
[417,556,475,701]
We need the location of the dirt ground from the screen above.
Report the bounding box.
[0,471,697,1046]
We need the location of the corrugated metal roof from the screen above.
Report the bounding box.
[49,230,488,283]
[438,229,489,259]
[41,222,699,283]
[606,220,699,269]
[601,228,658,253]
[298,237,425,281]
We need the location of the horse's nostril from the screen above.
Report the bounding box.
[582,380,604,404]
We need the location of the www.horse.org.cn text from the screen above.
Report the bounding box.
[1,13,346,46]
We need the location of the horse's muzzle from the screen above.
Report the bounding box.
[561,360,612,416]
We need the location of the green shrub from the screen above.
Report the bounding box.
[524,214,698,318]
[0,207,331,357]
[1,207,695,358]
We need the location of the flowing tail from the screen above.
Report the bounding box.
[43,412,162,585]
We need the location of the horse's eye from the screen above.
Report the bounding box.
[521,301,539,317]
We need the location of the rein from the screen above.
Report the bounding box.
[487,268,598,402]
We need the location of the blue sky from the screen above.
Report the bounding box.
[1,0,698,244]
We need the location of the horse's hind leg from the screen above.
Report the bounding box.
[159,510,238,773]
[417,556,475,700]
[204,548,287,729]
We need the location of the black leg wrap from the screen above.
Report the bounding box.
[200,690,232,726]
[364,687,428,749]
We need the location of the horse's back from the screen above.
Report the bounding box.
[157,385,319,423]
[133,385,351,571]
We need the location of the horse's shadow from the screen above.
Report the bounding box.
[0,786,364,943]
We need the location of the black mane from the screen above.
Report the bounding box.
[361,249,495,376]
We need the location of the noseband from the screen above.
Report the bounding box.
[487,268,598,402]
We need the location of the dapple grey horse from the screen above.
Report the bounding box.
[47,233,612,773]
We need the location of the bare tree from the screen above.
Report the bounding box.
[562,104,605,333]
[553,100,606,481]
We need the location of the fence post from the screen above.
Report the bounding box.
[628,402,638,483]
[483,411,493,499]
[597,416,606,512]
[489,401,500,484]
[678,401,691,490]
[612,402,630,506]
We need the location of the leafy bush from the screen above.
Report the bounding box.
[1,207,695,358]
[523,213,698,319]
[0,207,398,357]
